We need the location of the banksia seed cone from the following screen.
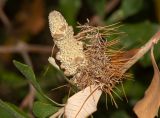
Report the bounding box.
[49,11,132,101]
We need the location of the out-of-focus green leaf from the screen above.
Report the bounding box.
[119,21,159,66]
[120,21,157,48]
[110,110,130,118]
[33,101,59,118]
[0,99,29,118]
[123,81,145,99]
[59,0,81,25]
[108,0,143,22]
[111,79,145,102]
[94,0,106,17]
[0,106,16,118]
[121,0,143,17]
[0,68,26,87]
[13,60,64,107]
[88,0,106,17]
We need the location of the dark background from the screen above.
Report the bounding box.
[0,0,160,117]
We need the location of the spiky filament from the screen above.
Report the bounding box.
[73,23,132,98]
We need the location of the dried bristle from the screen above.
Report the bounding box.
[73,23,131,94]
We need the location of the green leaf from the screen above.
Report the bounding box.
[107,0,143,22]
[33,101,59,118]
[88,0,106,17]
[0,67,26,87]
[0,106,14,118]
[110,110,130,118]
[13,60,64,107]
[0,99,29,118]
[59,0,81,25]
[120,21,157,48]
[123,81,146,99]
[121,0,143,16]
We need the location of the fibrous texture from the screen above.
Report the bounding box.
[49,11,87,76]
[73,24,131,95]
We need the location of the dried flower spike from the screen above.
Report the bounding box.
[49,11,87,76]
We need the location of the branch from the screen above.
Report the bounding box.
[90,0,120,25]
[105,0,120,15]
[0,0,12,31]
[122,31,160,74]
[0,42,52,54]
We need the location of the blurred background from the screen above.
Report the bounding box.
[0,0,160,117]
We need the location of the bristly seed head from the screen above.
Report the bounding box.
[73,23,131,94]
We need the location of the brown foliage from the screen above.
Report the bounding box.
[133,47,160,118]
[15,0,45,35]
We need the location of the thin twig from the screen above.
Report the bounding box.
[105,0,120,15]
[20,48,33,68]
[89,0,120,25]
[0,1,12,32]
[0,42,52,54]
[18,42,35,118]
[121,31,160,74]
[20,85,35,109]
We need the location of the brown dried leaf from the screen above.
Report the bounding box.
[64,85,102,118]
[133,47,160,118]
